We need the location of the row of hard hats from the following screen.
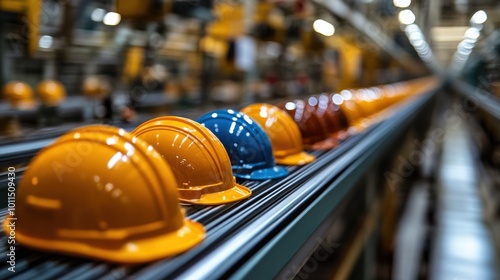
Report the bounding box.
[5,106,316,263]
[274,76,440,149]
[4,77,437,264]
[2,80,66,109]
[2,77,112,110]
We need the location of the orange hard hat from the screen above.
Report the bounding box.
[386,82,408,105]
[3,125,205,263]
[352,88,381,118]
[82,76,110,99]
[336,90,364,126]
[377,85,397,110]
[278,100,336,150]
[2,81,35,109]
[37,80,66,106]
[131,116,251,205]
[241,103,315,165]
[306,94,349,139]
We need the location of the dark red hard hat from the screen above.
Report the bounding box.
[277,99,337,150]
[307,94,349,139]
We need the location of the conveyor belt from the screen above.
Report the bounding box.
[0,86,440,279]
[0,135,363,280]
[189,87,438,279]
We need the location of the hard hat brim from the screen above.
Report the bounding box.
[304,137,338,150]
[5,218,205,264]
[180,183,252,205]
[275,151,316,166]
[234,165,289,180]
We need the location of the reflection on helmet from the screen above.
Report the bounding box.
[241,103,315,165]
[2,81,35,109]
[307,94,349,137]
[4,125,205,263]
[278,100,336,150]
[132,116,251,205]
[337,90,363,126]
[197,109,289,180]
[351,88,379,118]
[37,80,66,106]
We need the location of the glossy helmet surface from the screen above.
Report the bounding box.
[37,80,66,106]
[3,125,205,263]
[241,103,315,165]
[307,94,349,139]
[278,100,337,150]
[132,116,252,205]
[336,90,364,126]
[197,109,289,180]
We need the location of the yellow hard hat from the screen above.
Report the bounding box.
[352,88,381,118]
[339,99,363,126]
[131,116,252,205]
[3,125,205,263]
[2,81,35,109]
[37,80,66,106]
[82,76,110,99]
[241,103,315,166]
[377,85,397,110]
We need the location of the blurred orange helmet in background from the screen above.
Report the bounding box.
[336,90,363,126]
[37,80,66,106]
[2,81,35,109]
[82,76,110,99]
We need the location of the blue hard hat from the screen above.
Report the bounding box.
[197,109,289,180]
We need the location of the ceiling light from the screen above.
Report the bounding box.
[398,9,415,25]
[103,12,121,26]
[91,8,106,22]
[39,35,53,49]
[470,10,487,25]
[394,0,411,8]
[404,24,419,33]
[313,19,335,37]
[464,27,480,40]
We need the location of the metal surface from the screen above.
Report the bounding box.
[452,80,500,121]
[430,114,497,280]
[313,0,423,72]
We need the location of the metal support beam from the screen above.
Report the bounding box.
[313,0,424,72]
